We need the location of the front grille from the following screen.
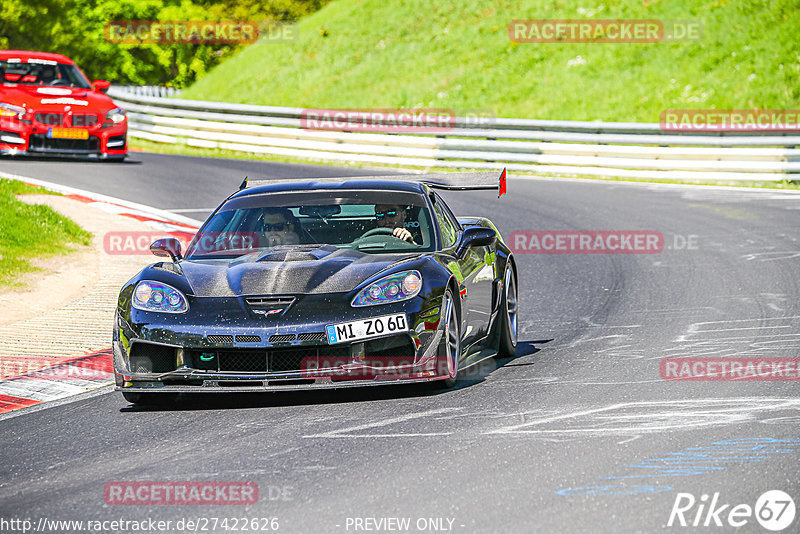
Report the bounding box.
[130,343,177,373]
[207,335,234,343]
[219,350,266,372]
[270,348,314,372]
[269,334,295,343]
[246,296,295,308]
[297,332,326,341]
[71,114,98,127]
[33,113,98,127]
[35,112,63,126]
[188,346,351,373]
[28,134,99,153]
[235,335,261,343]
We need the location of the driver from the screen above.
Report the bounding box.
[375,204,416,243]
[260,208,300,247]
[39,65,57,85]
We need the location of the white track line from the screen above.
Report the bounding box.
[0,170,204,227]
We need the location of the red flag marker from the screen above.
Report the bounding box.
[498,168,507,198]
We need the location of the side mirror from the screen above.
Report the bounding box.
[455,226,496,257]
[150,238,182,262]
[93,80,111,92]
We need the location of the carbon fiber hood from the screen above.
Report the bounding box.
[180,245,409,297]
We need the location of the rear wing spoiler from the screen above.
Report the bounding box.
[242,168,507,198]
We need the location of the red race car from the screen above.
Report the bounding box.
[0,50,127,160]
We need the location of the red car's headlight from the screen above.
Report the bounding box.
[106,107,126,124]
[0,103,25,118]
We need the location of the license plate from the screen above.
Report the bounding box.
[326,313,408,344]
[48,127,88,140]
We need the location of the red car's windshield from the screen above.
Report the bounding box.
[0,60,92,89]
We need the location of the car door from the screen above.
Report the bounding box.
[431,193,492,349]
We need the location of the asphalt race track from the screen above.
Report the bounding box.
[0,153,398,222]
[2,152,800,533]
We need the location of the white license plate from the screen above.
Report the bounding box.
[326,313,408,344]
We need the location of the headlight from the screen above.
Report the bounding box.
[0,103,25,118]
[132,281,189,313]
[352,270,422,307]
[106,107,126,124]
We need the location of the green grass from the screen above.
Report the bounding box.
[180,0,800,122]
[0,179,92,289]
[130,140,375,171]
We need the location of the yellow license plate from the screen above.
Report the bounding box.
[49,128,89,140]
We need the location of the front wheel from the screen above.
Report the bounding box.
[434,288,461,389]
[497,266,518,358]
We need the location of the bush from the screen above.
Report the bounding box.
[0,0,331,87]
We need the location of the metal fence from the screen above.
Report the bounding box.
[109,86,800,182]
[113,85,182,98]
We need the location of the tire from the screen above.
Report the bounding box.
[434,288,461,389]
[496,265,518,358]
[122,391,177,405]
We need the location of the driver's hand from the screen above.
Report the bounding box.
[392,227,414,242]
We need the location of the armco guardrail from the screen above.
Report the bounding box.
[114,85,182,98]
[109,86,800,182]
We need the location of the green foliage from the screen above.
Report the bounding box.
[0,180,92,288]
[0,0,331,87]
[180,0,800,121]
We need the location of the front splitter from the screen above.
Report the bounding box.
[117,376,446,394]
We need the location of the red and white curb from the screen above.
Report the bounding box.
[0,350,114,414]
[0,170,203,228]
[0,171,201,415]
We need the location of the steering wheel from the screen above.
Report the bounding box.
[361,227,396,239]
[49,79,71,87]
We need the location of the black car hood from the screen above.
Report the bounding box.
[179,245,411,297]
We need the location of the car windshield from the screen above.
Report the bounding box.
[185,189,436,259]
[0,60,92,88]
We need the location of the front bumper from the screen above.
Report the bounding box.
[0,116,127,159]
[114,292,449,393]
[113,338,448,393]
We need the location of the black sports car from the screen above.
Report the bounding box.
[113,172,517,404]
